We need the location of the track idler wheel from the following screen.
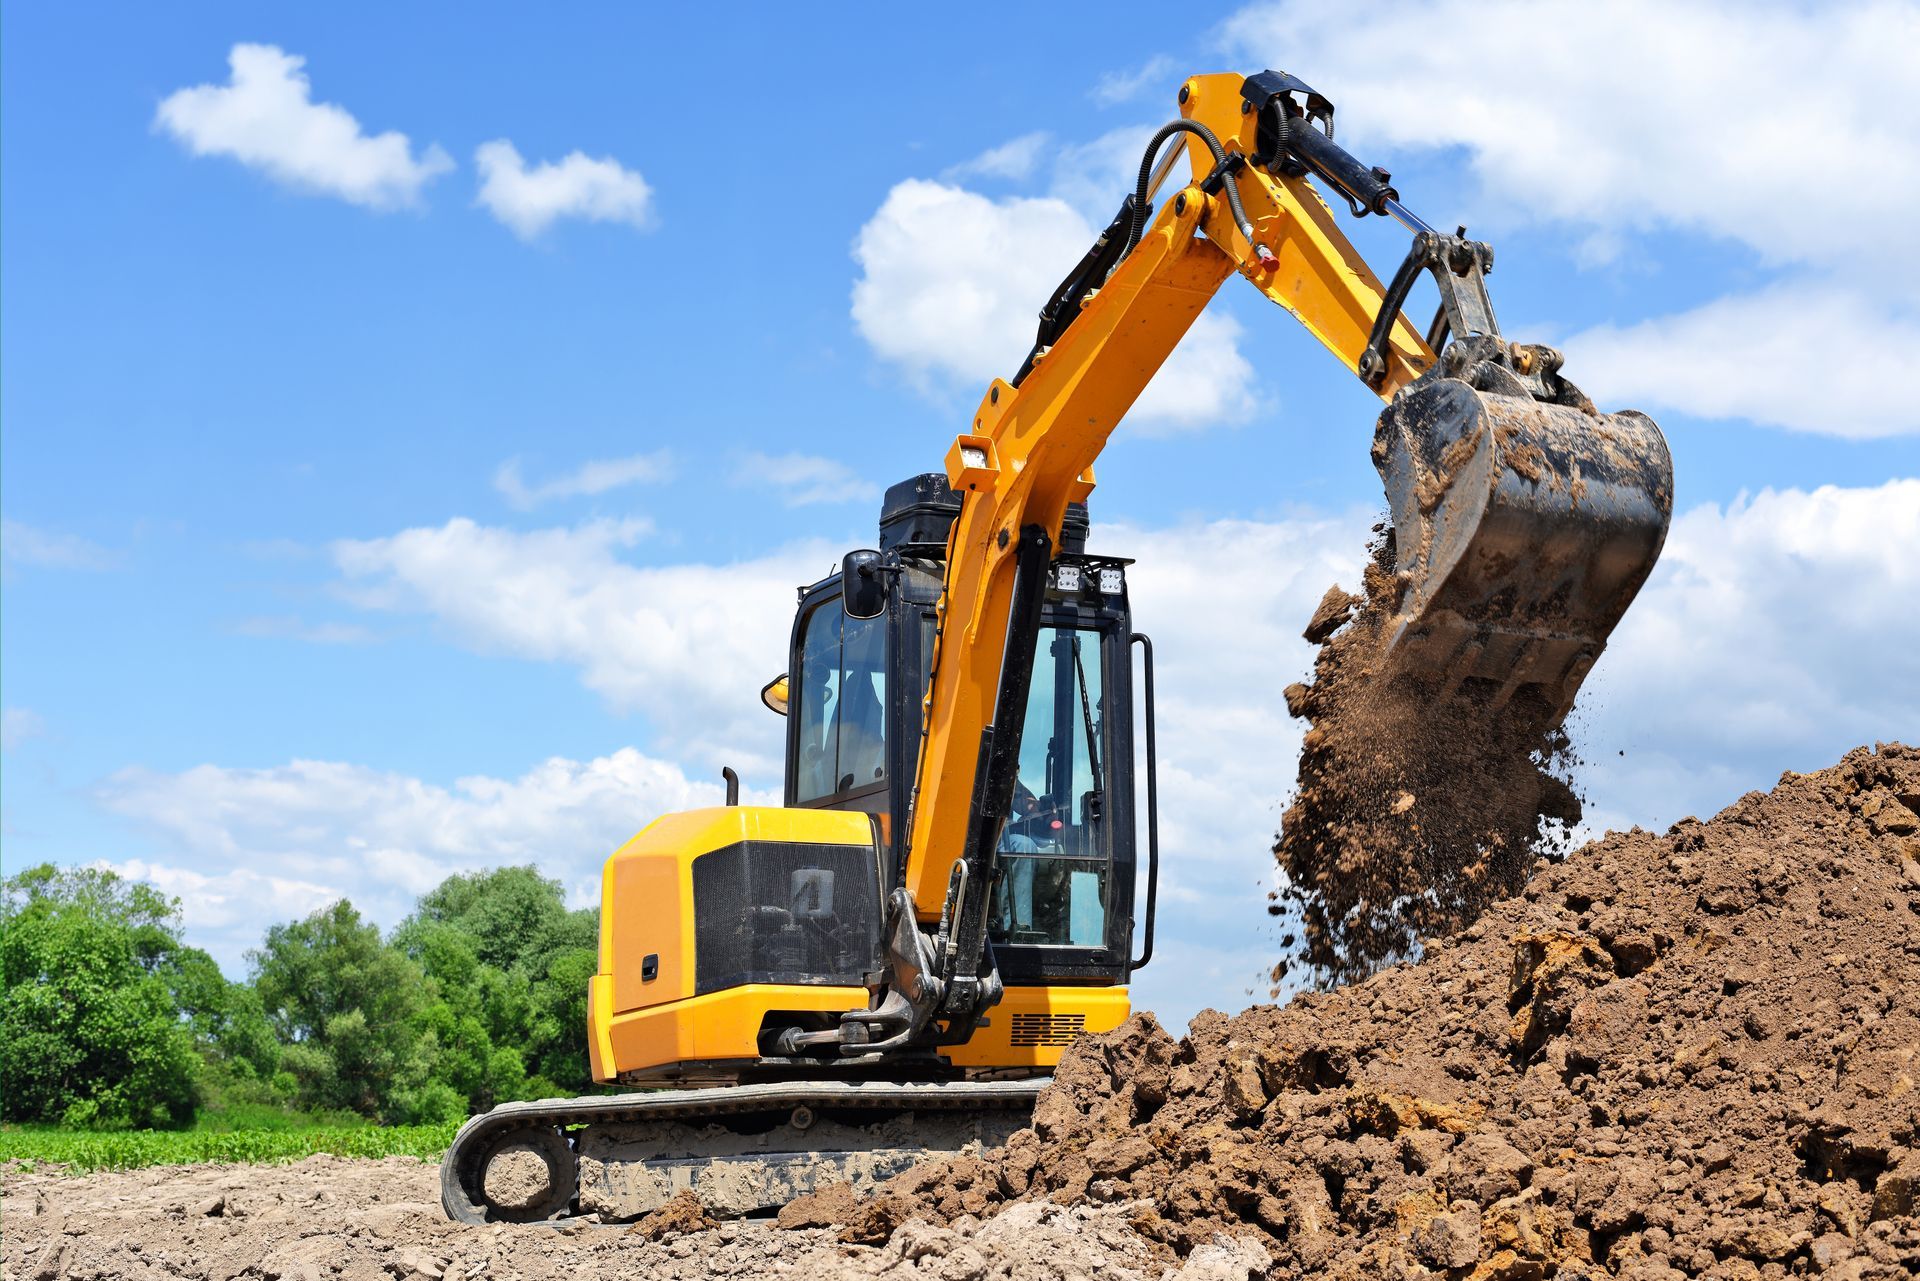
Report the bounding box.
[1371,355,1673,722]
[442,1123,577,1224]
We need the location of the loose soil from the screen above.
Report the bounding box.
[1272,530,1581,988]
[793,743,1920,1279]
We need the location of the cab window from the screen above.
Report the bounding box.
[795,602,888,803]
[991,625,1110,948]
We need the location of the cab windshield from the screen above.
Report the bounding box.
[991,625,1109,948]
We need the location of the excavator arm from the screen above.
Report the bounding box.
[878,71,1672,1049]
[899,83,1425,915]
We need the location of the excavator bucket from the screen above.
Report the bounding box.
[1371,364,1673,723]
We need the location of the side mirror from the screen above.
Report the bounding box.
[760,674,789,715]
[842,549,886,619]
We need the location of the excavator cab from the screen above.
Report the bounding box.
[783,474,1150,988]
[579,474,1151,1094]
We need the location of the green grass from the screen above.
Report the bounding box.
[0,1121,461,1174]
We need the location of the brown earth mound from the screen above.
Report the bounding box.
[801,743,1920,1279]
[1272,532,1581,988]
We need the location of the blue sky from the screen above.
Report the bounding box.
[5,2,1917,1027]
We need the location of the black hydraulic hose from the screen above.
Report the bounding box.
[1129,120,1255,252]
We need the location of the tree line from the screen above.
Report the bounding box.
[1,862,598,1130]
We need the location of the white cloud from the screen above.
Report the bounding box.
[98,747,757,969]
[1221,0,1920,436]
[1220,0,1918,283]
[493,450,674,509]
[474,140,655,240]
[155,43,451,210]
[332,518,833,772]
[231,615,378,645]
[1091,56,1181,108]
[101,860,341,947]
[3,708,46,751]
[732,451,881,507]
[850,178,1257,436]
[1574,478,1920,829]
[943,132,1051,182]
[1564,283,1920,439]
[2,519,117,571]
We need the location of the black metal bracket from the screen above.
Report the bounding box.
[1127,633,1159,975]
[1240,70,1397,218]
[1359,231,1499,390]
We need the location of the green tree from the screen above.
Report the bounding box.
[0,864,200,1129]
[247,900,451,1122]
[393,867,598,1107]
[395,866,594,974]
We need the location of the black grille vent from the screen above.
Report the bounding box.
[1009,1013,1087,1047]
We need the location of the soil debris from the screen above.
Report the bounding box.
[813,744,1920,1279]
[1272,527,1581,987]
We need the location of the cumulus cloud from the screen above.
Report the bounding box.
[2,519,117,572]
[850,179,1257,435]
[1221,0,1920,436]
[98,748,753,969]
[155,43,451,210]
[1574,478,1920,830]
[1564,283,1920,439]
[492,450,673,509]
[732,451,881,507]
[332,518,834,772]
[99,860,341,965]
[1222,0,1917,281]
[474,140,655,240]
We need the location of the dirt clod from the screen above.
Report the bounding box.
[813,744,1920,1279]
[481,1141,552,1211]
[627,1188,715,1241]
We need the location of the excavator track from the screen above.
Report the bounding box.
[440,1078,1045,1225]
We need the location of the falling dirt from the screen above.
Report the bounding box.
[796,743,1920,1279]
[1271,528,1581,988]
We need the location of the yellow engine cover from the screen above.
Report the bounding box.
[587,804,1130,1082]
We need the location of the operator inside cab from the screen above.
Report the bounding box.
[991,625,1110,949]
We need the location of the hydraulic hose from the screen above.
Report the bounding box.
[1128,120,1256,254]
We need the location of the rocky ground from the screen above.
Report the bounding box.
[0,1152,1261,1280]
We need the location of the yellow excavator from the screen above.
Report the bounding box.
[440,70,1672,1223]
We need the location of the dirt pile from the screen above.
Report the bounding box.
[1,1151,1253,1280]
[1272,532,1582,987]
[815,743,1920,1278]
